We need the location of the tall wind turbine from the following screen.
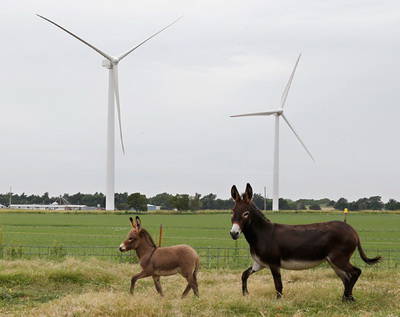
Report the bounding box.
[230,54,314,211]
[37,14,181,210]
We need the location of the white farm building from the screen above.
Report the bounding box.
[10,202,90,211]
[147,204,161,211]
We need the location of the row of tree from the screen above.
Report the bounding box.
[333,196,400,211]
[1,191,400,211]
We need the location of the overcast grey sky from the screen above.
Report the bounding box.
[1,0,399,201]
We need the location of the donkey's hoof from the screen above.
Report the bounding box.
[276,292,282,299]
[242,290,249,296]
[342,295,355,302]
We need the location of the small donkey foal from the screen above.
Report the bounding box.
[119,216,200,298]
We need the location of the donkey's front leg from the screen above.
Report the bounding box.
[242,261,265,296]
[241,266,253,295]
[152,275,164,297]
[270,266,283,299]
[130,271,150,294]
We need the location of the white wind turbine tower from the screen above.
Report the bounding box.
[37,14,181,211]
[230,54,314,211]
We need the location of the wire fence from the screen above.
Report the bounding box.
[0,244,398,269]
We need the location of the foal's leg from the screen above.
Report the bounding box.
[130,271,151,294]
[181,274,199,298]
[269,266,283,299]
[181,268,199,298]
[191,271,199,297]
[152,275,164,297]
[242,261,264,296]
[181,283,192,298]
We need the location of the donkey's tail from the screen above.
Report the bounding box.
[193,257,200,277]
[357,240,382,265]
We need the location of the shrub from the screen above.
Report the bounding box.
[309,203,321,210]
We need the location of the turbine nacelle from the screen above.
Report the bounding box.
[102,56,120,69]
[102,59,113,69]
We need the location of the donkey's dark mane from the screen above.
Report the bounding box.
[139,229,157,248]
[248,200,271,223]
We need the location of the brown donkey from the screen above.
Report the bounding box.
[230,183,381,302]
[119,216,200,297]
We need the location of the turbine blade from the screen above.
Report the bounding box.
[117,16,182,61]
[36,14,113,61]
[112,64,126,155]
[230,110,282,117]
[282,114,315,161]
[280,54,301,108]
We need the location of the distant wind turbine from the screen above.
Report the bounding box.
[230,54,314,211]
[37,14,181,210]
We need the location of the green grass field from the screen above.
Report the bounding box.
[1,212,399,251]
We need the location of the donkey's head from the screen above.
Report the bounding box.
[119,216,143,252]
[230,183,255,240]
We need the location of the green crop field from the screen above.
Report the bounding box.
[1,212,399,251]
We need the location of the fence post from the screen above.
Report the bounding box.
[207,247,211,269]
[0,227,3,259]
[158,224,163,247]
[235,240,239,265]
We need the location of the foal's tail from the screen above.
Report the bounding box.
[193,257,200,277]
[357,240,382,265]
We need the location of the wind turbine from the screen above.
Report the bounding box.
[37,14,181,210]
[230,54,314,211]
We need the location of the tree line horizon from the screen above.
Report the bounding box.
[1,191,400,211]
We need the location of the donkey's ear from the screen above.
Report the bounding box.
[135,216,142,231]
[244,183,253,202]
[129,217,136,229]
[231,185,241,202]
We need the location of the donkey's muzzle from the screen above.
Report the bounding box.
[119,243,127,252]
[230,223,241,240]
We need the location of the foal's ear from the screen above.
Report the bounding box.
[244,183,253,202]
[231,185,241,202]
[129,217,136,229]
[135,216,142,231]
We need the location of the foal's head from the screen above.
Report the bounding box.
[230,183,257,240]
[119,216,145,252]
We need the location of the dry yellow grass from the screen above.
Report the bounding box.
[0,258,399,317]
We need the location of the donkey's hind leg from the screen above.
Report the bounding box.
[181,283,191,298]
[327,256,361,301]
[191,270,199,297]
[181,272,199,298]
[152,275,164,297]
[347,265,361,297]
